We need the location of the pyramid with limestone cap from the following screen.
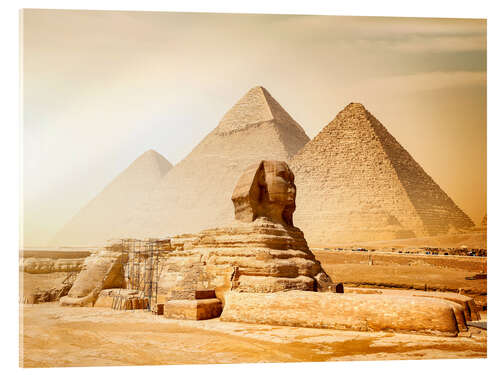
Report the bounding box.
[52,87,310,246]
[123,86,310,240]
[291,103,475,246]
[51,149,173,246]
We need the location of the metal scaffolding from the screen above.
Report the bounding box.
[113,238,168,312]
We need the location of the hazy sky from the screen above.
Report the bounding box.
[22,10,486,246]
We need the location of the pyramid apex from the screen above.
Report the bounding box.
[138,149,162,160]
[133,149,172,170]
[214,87,277,135]
[344,102,368,111]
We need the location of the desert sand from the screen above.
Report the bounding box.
[20,302,486,368]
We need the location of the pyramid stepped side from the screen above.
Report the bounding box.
[291,103,426,245]
[50,150,173,247]
[366,110,475,236]
[111,87,311,239]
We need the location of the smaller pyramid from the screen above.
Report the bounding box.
[51,150,172,246]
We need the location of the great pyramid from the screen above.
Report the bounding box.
[53,86,310,246]
[291,103,475,246]
[51,150,172,246]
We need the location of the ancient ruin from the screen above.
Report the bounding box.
[291,103,475,245]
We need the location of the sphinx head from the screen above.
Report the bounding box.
[231,160,296,226]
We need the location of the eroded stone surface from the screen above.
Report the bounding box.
[160,217,334,301]
[220,291,465,336]
[60,246,126,307]
[164,299,223,320]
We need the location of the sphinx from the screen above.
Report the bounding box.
[159,160,335,301]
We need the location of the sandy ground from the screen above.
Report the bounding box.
[20,303,486,368]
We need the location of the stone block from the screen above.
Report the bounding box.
[164,298,222,320]
[169,289,216,300]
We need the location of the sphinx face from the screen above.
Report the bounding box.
[232,160,296,226]
[264,162,296,206]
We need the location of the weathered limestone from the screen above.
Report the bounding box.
[220,291,467,337]
[164,299,223,320]
[59,246,126,307]
[158,161,334,305]
[345,288,481,321]
[163,289,222,320]
[291,103,475,245]
[94,289,149,310]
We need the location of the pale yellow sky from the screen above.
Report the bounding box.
[21,10,486,246]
